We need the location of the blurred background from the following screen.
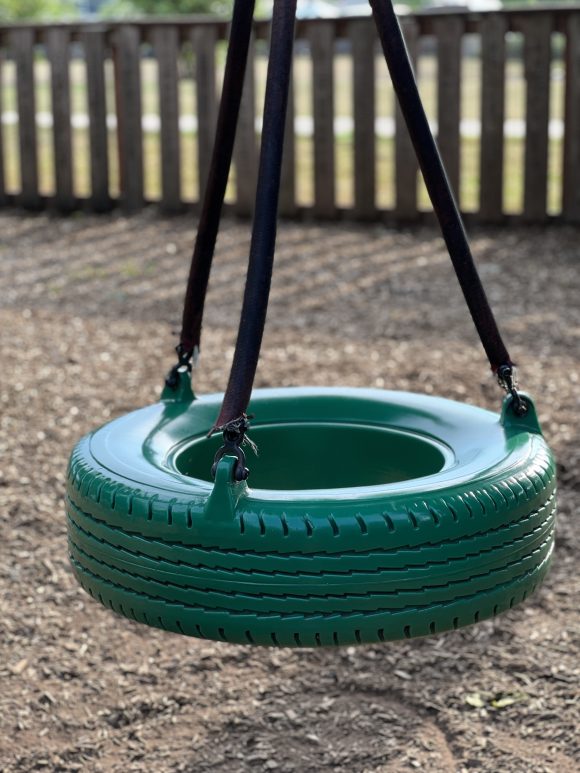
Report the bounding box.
[0,0,577,224]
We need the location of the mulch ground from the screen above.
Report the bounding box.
[0,210,578,773]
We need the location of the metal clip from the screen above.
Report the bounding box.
[211,416,251,482]
[165,343,195,389]
[497,364,528,417]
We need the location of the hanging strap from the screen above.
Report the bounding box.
[174,0,256,373]
[212,0,297,445]
[370,0,513,376]
[201,0,525,479]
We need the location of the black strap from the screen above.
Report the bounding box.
[213,0,297,431]
[176,0,522,476]
[178,0,255,360]
[370,0,513,373]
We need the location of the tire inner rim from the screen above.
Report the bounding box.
[174,422,450,490]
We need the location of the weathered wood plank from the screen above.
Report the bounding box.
[83,28,111,212]
[234,33,257,216]
[193,24,217,201]
[350,19,376,220]
[521,14,552,222]
[11,28,39,209]
[154,25,181,213]
[112,25,144,212]
[309,22,335,218]
[278,67,296,217]
[0,52,6,204]
[563,13,580,223]
[479,14,507,223]
[46,27,74,212]
[434,16,463,199]
[394,19,419,220]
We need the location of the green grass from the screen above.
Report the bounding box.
[0,49,566,214]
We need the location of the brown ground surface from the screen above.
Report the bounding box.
[0,211,578,773]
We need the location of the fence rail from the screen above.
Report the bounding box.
[0,6,579,223]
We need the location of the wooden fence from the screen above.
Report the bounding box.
[0,5,579,224]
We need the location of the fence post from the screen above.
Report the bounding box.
[154,25,182,213]
[112,25,144,212]
[11,28,40,210]
[309,21,336,219]
[563,13,580,224]
[479,13,507,223]
[394,18,419,221]
[84,27,112,212]
[520,13,553,223]
[434,15,463,199]
[0,51,6,205]
[279,65,296,217]
[193,24,217,202]
[234,32,257,216]
[46,27,75,212]
[350,18,376,221]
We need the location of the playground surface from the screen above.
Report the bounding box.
[0,211,578,772]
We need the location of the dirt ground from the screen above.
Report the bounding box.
[0,210,578,773]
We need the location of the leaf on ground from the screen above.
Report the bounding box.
[464,691,529,710]
[490,692,529,709]
[464,692,487,708]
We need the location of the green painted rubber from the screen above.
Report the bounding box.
[66,374,557,647]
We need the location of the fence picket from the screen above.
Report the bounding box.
[435,16,463,199]
[350,19,376,220]
[155,26,181,213]
[309,22,336,218]
[193,25,217,201]
[480,14,507,223]
[113,25,144,212]
[394,19,419,220]
[46,27,74,212]
[0,52,5,204]
[563,14,580,223]
[84,28,111,212]
[234,33,257,216]
[520,14,553,222]
[279,68,296,217]
[11,28,39,209]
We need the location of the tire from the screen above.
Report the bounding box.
[66,382,557,647]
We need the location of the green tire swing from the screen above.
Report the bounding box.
[66,0,557,648]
